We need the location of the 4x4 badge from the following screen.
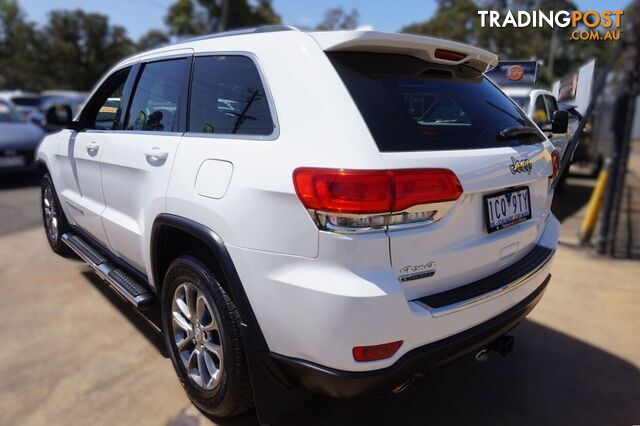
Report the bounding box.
[398,262,436,282]
[510,157,533,175]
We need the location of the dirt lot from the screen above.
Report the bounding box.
[0,172,639,426]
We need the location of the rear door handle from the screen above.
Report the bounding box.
[86,141,99,155]
[144,147,169,161]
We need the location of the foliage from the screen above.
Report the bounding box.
[165,0,281,37]
[0,3,135,91]
[137,29,170,51]
[315,7,359,30]
[0,0,625,92]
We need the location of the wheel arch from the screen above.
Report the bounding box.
[150,213,269,352]
[150,213,312,423]
[34,159,49,177]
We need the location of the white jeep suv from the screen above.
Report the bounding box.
[37,26,562,423]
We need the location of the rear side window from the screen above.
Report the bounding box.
[328,52,543,152]
[126,58,188,132]
[188,55,274,135]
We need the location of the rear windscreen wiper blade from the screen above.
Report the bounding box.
[498,126,541,142]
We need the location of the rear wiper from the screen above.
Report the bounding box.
[498,126,540,142]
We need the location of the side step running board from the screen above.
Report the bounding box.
[62,233,154,308]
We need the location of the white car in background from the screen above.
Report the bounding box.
[36,26,565,423]
[503,87,571,160]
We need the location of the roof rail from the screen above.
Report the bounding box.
[186,25,299,43]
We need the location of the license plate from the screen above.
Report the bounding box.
[0,155,26,168]
[484,187,531,233]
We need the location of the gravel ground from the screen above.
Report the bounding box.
[0,172,638,426]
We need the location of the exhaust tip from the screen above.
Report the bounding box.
[474,348,489,362]
[392,373,425,394]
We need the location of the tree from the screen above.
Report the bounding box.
[138,29,170,51]
[402,0,477,42]
[165,0,281,37]
[315,7,359,31]
[42,10,136,91]
[0,0,50,90]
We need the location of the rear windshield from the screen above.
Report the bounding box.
[511,96,530,111]
[328,52,544,152]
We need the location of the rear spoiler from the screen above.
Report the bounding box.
[309,31,498,73]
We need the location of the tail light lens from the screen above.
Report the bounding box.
[353,340,403,362]
[293,169,392,214]
[293,168,463,233]
[550,150,560,179]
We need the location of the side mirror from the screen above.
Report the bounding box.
[45,104,84,131]
[46,104,72,126]
[551,110,569,134]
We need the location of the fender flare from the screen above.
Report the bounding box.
[150,213,310,424]
[150,213,268,351]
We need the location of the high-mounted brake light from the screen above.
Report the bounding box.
[434,49,467,62]
[353,340,403,362]
[550,150,560,179]
[293,168,463,233]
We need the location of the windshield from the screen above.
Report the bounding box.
[0,100,25,123]
[510,96,530,111]
[328,52,543,152]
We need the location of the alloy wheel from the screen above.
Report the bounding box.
[172,282,224,390]
[43,186,58,242]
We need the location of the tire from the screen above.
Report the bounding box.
[41,173,72,256]
[161,254,253,418]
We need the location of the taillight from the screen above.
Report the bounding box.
[550,150,560,179]
[392,169,463,211]
[434,49,467,62]
[293,169,392,214]
[353,340,403,362]
[293,168,463,233]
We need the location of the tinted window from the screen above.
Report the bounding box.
[189,56,273,135]
[126,58,188,132]
[544,95,558,116]
[328,52,543,152]
[95,83,125,130]
[11,96,40,107]
[511,96,529,111]
[533,95,549,125]
[83,68,130,130]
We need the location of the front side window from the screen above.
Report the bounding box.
[533,95,549,125]
[188,55,274,135]
[82,68,130,130]
[126,58,188,132]
[328,52,543,152]
[544,95,558,118]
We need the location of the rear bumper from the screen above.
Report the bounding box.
[272,274,550,399]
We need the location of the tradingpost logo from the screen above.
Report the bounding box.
[478,10,624,41]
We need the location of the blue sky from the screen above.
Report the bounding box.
[22,0,631,40]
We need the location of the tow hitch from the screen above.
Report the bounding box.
[475,335,515,362]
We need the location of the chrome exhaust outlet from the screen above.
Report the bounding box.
[392,373,425,394]
[474,348,489,362]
